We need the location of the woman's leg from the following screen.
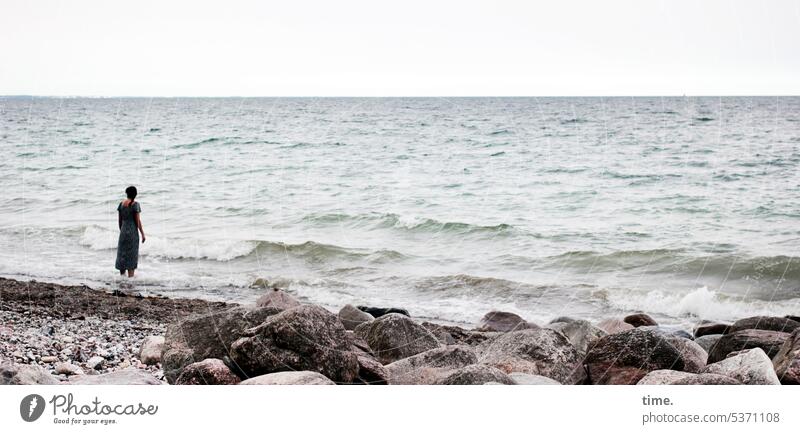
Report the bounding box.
[120,269,125,276]
[127,269,135,278]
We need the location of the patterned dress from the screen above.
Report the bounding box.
[115,201,141,270]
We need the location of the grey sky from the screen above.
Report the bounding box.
[1,0,798,96]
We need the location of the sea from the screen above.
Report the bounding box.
[1,96,798,327]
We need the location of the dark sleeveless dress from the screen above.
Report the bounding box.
[115,201,141,270]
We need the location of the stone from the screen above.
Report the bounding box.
[702,348,779,385]
[86,356,105,370]
[40,355,59,363]
[585,363,650,385]
[584,328,685,377]
[175,358,240,385]
[476,311,534,332]
[421,322,498,346]
[478,328,582,384]
[772,328,800,384]
[671,374,741,385]
[338,304,374,331]
[255,288,301,310]
[636,370,694,385]
[694,334,722,353]
[435,364,515,385]
[508,372,561,385]
[638,325,693,340]
[693,321,730,338]
[54,362,84,376]
[355,313,441,364]
[0,363,59,385]
[707,329,789,363]
[354,354,389,385]
[548,316,580,324]
[546,319,606,357]
[596,318,634,334]
[727,316,800,334]
[662,336,707,373]
[240,371,335,385]
[624,313,658,327]
[162,305,281,383]
[139,335,165,365]
[385,346,478,385]
[229,305,359,383]
[357,306,410,318]
[70,368,161,385]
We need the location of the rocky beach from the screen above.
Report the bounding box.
[1,276,799,386]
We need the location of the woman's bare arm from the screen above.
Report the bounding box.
[135,212,146,243]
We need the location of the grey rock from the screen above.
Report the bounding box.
[86,356,105,370]
[728,316,800,334]
[139,335,164,365]
[354,354,388,385]
[636,370,694,385]
[70,368,161,385]
[355,313,441,364]
[40,355,59,363]
[421,322,498,346]
[693,321,730,338]
[639,325,694,340]
[54,362,84,376]
[0,362,59,385]
[255,288,301,310]
[694,334,722,353]
[240,371,335,385]
[671,374,742,385]
[584,328,686,374]
[476,311,534,332]
[509,372,561,385]
[229,305,359,383]
[338,304,374,331]
[662,336,707,373]
[596,318,634,334]
[385,346,478,385]
[435,364,515,385]
[703,348,780,385]
[772,328,800,384]
[546,319,607,357]
[707,329,789,363]
[175,358,240,385]
[478,328,582,384]
[623,313,658,327]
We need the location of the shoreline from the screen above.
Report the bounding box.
[1,276,798,385]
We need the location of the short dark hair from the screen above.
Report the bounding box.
[125,186,137,200]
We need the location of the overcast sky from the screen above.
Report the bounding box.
[1,0,798,96]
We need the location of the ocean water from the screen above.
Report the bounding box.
[1,96,798,327]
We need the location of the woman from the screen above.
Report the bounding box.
[115,185,146,278]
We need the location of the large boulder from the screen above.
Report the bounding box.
[229,305,359,383]
[707,329,789,363]
[240,371,335,385]
[162,306,281,383]
[476,311,534,332]
[139,335,165,365]
[727,316,800,334]
[255,288,301,310]
[694,334,722,353]
[422,322,498,346]
[624,313,658,327]
[546,319,606,357]
[175,359,241,385]
[584,329,686,381]
[639,326,693,340]
[355,313,441,364]
[671,374,741,385]
[596,318,634,334]
[70,368,161,385]
[585,363,650,385]
[478,328,582,384]
[662,336,707,373]
[384,346,478,385]
[509,373,561,385]
[338,304,374,331]
[693,321,730,338]
[357,306,409,318]
[636,370,694,385]
[702,348,779,385]
[0,363,59,385]
[435,364,515,385]
[354,354,389,385]
[773,328,800,384]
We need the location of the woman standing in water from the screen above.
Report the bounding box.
[116,186,146,279]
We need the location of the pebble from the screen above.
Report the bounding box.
[54,362,84,376]
[41,356,59,363]
[86,356,105,370]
